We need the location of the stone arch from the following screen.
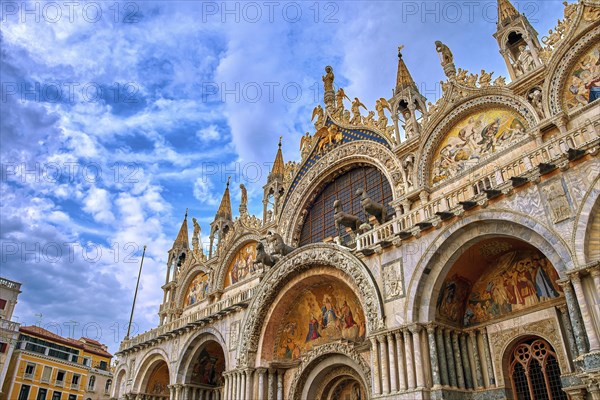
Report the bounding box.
[112,365,128,399]
[573,172,600,266]
[236,243,385,367]
[214,232,262,291]
[544,23,600,116]
[175,264,211,309]
[175,327,228,384]
[405,209,575,322]
[278,140,404,245]
[288,342,371,400]
[417,94,539,187]
[133,349,171,393]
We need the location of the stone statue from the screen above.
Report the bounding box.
[364,111,375,127]
[515,45,536,76]
[336,88,349,113]
[311,105,325,129]
[356,188,387,225]
[322,66,334,92]
[253,242,278,268]
[239,183,248,211]
[528,88,544,116]
[466,73,479,87]
[192,217,200,238]
[435,40,456,77]
[479,70,494,87]
[350,97,366,125]
[268,232,295,257]
[333,200,363,234]
[375,98,390,130]
[494,76,507,86]
[300,132,313,159]
[456,68,468,83]
[403,154,415,188]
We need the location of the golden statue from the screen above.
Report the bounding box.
[336,88,350,113]
[311,105,325,129]
[323,66,334,92]
[350,97,366,125]
[375,98,391,130]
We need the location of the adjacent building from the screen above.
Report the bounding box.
[0,278,22,397]
[1,326,113,400]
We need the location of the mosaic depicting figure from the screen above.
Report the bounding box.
[185,273,210,306]
[465,250,561,325]
[190,343,225,387]
[430,108,527,185]
[563,43,600,110]
[276,282,365,360]
[224,242,258,287]
[436,274,471,324]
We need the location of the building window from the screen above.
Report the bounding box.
[299,166,394,246]
[24,363,36,380]
[510,338,567,400]
[82,357,91,367]
[99,361,107,371]
[87,376,95,391]
[56,370,66,386]
[52,391,61,400]
[0,299,7,309]
[18,385,30,400]
[41,366,52,383]
[71,374,80,389]
[0,342,7,353]
[36,388,47,400]
[105,379,112,394]
[68,395,76,400]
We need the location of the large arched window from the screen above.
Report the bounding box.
[299,166,393,246]
[509,338,566,400]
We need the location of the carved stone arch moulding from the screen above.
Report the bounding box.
[417,94,539,188]
[235,243,385,368]
[314,366,364,400]
[214,232,262,291]
[174,327,228,383]
[288,341,372,400]
[279,140,404,245]
[572,173,600,266]
[405,209,575,322]
[132,348,171,392]
[175,263,212,309]
[490,320,569,387]
[545,25,600,116]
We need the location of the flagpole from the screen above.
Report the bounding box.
[126,245,146,340]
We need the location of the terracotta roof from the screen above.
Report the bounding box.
[80,337,102,346]
[19,326,112,358]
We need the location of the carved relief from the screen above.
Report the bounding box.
[229,321,240,351]
[382,260,404,301]
[540,177,573,224]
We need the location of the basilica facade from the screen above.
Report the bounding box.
[113,1,600,399]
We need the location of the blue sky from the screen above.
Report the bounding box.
[1,0,566,354]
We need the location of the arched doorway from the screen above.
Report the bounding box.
[142,360,170,399]
[304,361,368,400]
[508,337,567,400]
[181,339,225,399]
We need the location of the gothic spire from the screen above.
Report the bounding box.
[215,177,233,221]
[270,137,285,178]
[497,0,520,27]
[172,209,189,249]
[395,45,417,93]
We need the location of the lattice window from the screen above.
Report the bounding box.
[299,166,393,246]
[509,338,567,400]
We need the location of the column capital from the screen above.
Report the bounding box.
[556,304,568,314]
[556,278,573,290]
[590,267,600,278]
[394,330,403,340]
[568,271,582,283]
[467,330,477,338]
[256,367,267,375]
[409,324,422,334]
[424,323,437,333]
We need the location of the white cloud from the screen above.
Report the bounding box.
[83,187,115,223]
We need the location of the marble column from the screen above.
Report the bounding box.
[245,369,253,400]
[234,372,239,400]
[370,337,381,395]
[404,329,416,389]
[459,334,473,389]
[557,304,579,359]
[469,331,484,388]
[276,370,283,400]
[436,327,449,386]
[267,369,275,400]
[379,336,390,394]
[168,385,175,400]
[426,325,441,388]
[240,371,246,400]
[410,325,425,389]
[480,328,496,387]
[571,274,599,352]
[257,368,266,400]
[444,329,457,388]
[175,385,182,400]
[395,332,407,391]
[452,331,465,389]
[559,279,589,355]
[387,334,398,392]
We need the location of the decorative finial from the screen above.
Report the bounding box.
[184,208,188,219]
[279,136,282,147]
[226,176,231,187]
[398,45,405,57]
